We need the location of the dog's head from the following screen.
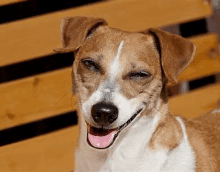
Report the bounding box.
[55,17,196,149]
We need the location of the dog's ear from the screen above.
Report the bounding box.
[148,28,196,84]
[54,16,108,53]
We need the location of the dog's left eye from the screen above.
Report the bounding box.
[81,59,99,72]
[128,71,151,80]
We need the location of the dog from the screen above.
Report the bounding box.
[54,17,220,172]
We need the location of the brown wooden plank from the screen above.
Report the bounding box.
[170,84,220,119]
[0,33,218,130]
[0,0,24,6]
[0,126,78,172]
[179,33,220,81]
[0,68,76,130]
[0,0,212,66]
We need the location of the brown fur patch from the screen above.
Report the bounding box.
[149,112,183,150]
[184,111,220,172]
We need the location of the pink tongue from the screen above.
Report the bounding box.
[88,131,116,148]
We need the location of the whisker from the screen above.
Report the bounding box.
[152,106,164,115]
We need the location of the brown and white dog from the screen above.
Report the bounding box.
[55,17,220,172]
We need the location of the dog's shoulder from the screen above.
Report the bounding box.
[183,110,220,172]
[189,109,220,134]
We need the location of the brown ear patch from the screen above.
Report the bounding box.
[54,16,108,53]
[148,28,197,84]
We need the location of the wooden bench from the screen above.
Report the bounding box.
[0,0,219,171]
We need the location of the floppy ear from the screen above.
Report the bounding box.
[54,17,107,94]
[54,16,108,53]
[148,28,196,84]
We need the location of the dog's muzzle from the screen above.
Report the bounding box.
[86,102,118,149]
[87,102,143,149]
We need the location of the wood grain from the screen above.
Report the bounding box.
[0,68,76,130]
[0,33,219,130]
[170,84,220,118]
[0,0,212,66]
[0,126,78,172]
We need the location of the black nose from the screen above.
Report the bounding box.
[91,103,118,125]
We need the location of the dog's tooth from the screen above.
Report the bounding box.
[104,88,111,93]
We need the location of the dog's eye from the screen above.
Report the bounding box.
[129,71,151,80]
[81,59,99,72]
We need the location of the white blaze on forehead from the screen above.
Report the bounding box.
[109,40,124,81]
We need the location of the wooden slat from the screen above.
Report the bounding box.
[0,33,218,130]
[170,84,220,118]
[0,126,78,172]
[0,0,212,66]
[0,85,219,172]
[0,0,24,6]
[179,33,220,81]
[0,68,76,130]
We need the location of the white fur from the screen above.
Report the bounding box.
[75,112,196,172]
[111,88,146,127]
[161,117,196,172]
[109,40,124,82]
[211,109,220,114]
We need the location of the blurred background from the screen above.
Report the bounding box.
[0,0,219,172]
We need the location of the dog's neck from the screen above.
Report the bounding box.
[75,98,184,171]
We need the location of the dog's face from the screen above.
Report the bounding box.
[55,17,196,149]
[76,28,163,149]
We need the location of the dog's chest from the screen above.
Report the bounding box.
[100,141,195,172]
[76,116,196,172]
[101,147,168,172]
[99,125,167,171]
[99,118,195,172]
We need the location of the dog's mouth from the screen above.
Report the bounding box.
[87,108,143,149]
